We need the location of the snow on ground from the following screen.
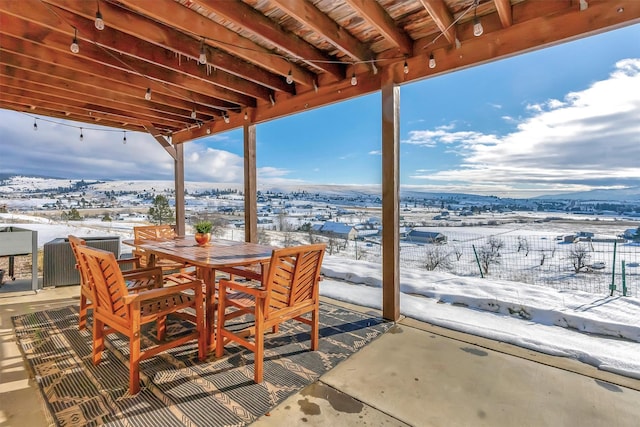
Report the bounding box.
[1,216,639,380]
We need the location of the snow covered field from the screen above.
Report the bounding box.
[1,213,639,380]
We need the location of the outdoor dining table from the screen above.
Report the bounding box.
[123,236,277,351]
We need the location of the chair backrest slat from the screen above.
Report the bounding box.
[134,225,176,241]
[264,244,325,318]
[77,244,130,321]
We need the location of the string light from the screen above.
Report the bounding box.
[144,88,151,100]
[70,28,79,53]
[286,69,293,84]
[95,1,104,30]
[190,108,197,119]
[198,39,207,65]
[473,1,483,37]
[403,56,409,74]
[223,112,230,124]
[429,53,436,69]
[33,118,38,131]
[350,71,357,86]
[79,127,84,141]
[122,131,127,144]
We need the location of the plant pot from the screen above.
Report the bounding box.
[194,232,211,246]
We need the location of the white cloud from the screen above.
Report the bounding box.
[408,58,640,195]
[369,150,382,155]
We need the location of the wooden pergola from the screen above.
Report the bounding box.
[1,0,638,320]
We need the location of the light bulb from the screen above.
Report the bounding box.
[350,73,357,86]
[144,88,151,100]
[286,70,293,84]
[429,53,436,69]
[223,114,230,124]
[123,132,127,144]
[473,17,483,36]
[79,128,84,141]
[191,109,197,119]
[198,48,207,65]
[95,11,104,30]
[403,59,409,74]
[244,111,248,121]
[33,119,37,131]
[70,38,79,53]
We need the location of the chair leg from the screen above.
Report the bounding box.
[79,294,88,330]
[129,327,141,395]
[92,318,104,365]
[310,308,319,351]
[196,296,206,361]
[254,303,265,383]
[215,296,226,358]
[157,316,166,341]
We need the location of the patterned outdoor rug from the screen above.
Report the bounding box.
[12,302,389,426]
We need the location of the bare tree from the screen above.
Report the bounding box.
[277,212,294,246]
[258,229,271,245]
[452,245,463,261]
[478,238,504,275]
[488,236,504,254]
[424,246,452,271]
[568,244,591,273]
[210,216,227,237]
[517,236,529,256]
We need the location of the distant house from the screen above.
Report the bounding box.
[314,221,357,240]
[623,228,639,240]
[405,229,447,244]
[575,231,594,238]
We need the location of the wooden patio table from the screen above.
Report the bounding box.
[123,236,277,351]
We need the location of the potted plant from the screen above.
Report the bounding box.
[194,220,212,246]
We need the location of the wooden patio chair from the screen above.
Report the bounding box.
[75,244,206,395]
[133,225,191,273]
[215,243,326,383]
[69,235,163,331]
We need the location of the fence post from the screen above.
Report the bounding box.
[610,241,617,296]
[472,244,484,278]
[622,260,627,296]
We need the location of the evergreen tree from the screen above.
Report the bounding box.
[148,195,174,224]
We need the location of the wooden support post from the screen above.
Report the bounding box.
[174,142,185,236]
[244,123,258,243]
[381,77,400,322]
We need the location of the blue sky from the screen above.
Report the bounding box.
[1,24,639,198]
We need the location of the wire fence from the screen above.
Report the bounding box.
[355,233,639,297]
[225,228,640,297]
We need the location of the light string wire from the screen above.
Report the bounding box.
[31,0,482,135]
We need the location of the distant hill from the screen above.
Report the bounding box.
[536,187,640,202]
[2,175,640,203]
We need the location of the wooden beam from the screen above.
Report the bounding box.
[144,123,177,160]
[271,0,374,62]
[196,0,344,80]
[244,123,258,243]
[381,73,400,322]
[174,143,186,236]
[344,0,413,54]
[494,0,513,27]
[417,0,457,45]
[112,0,318,88]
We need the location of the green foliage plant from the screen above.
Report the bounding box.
[195,220,212,234]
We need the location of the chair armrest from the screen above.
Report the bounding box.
[122,266,163,281]
[219,279,267,298]
[117,256,142,269]
[123,280,203,304]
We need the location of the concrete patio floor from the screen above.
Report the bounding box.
[2,281,640,427]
